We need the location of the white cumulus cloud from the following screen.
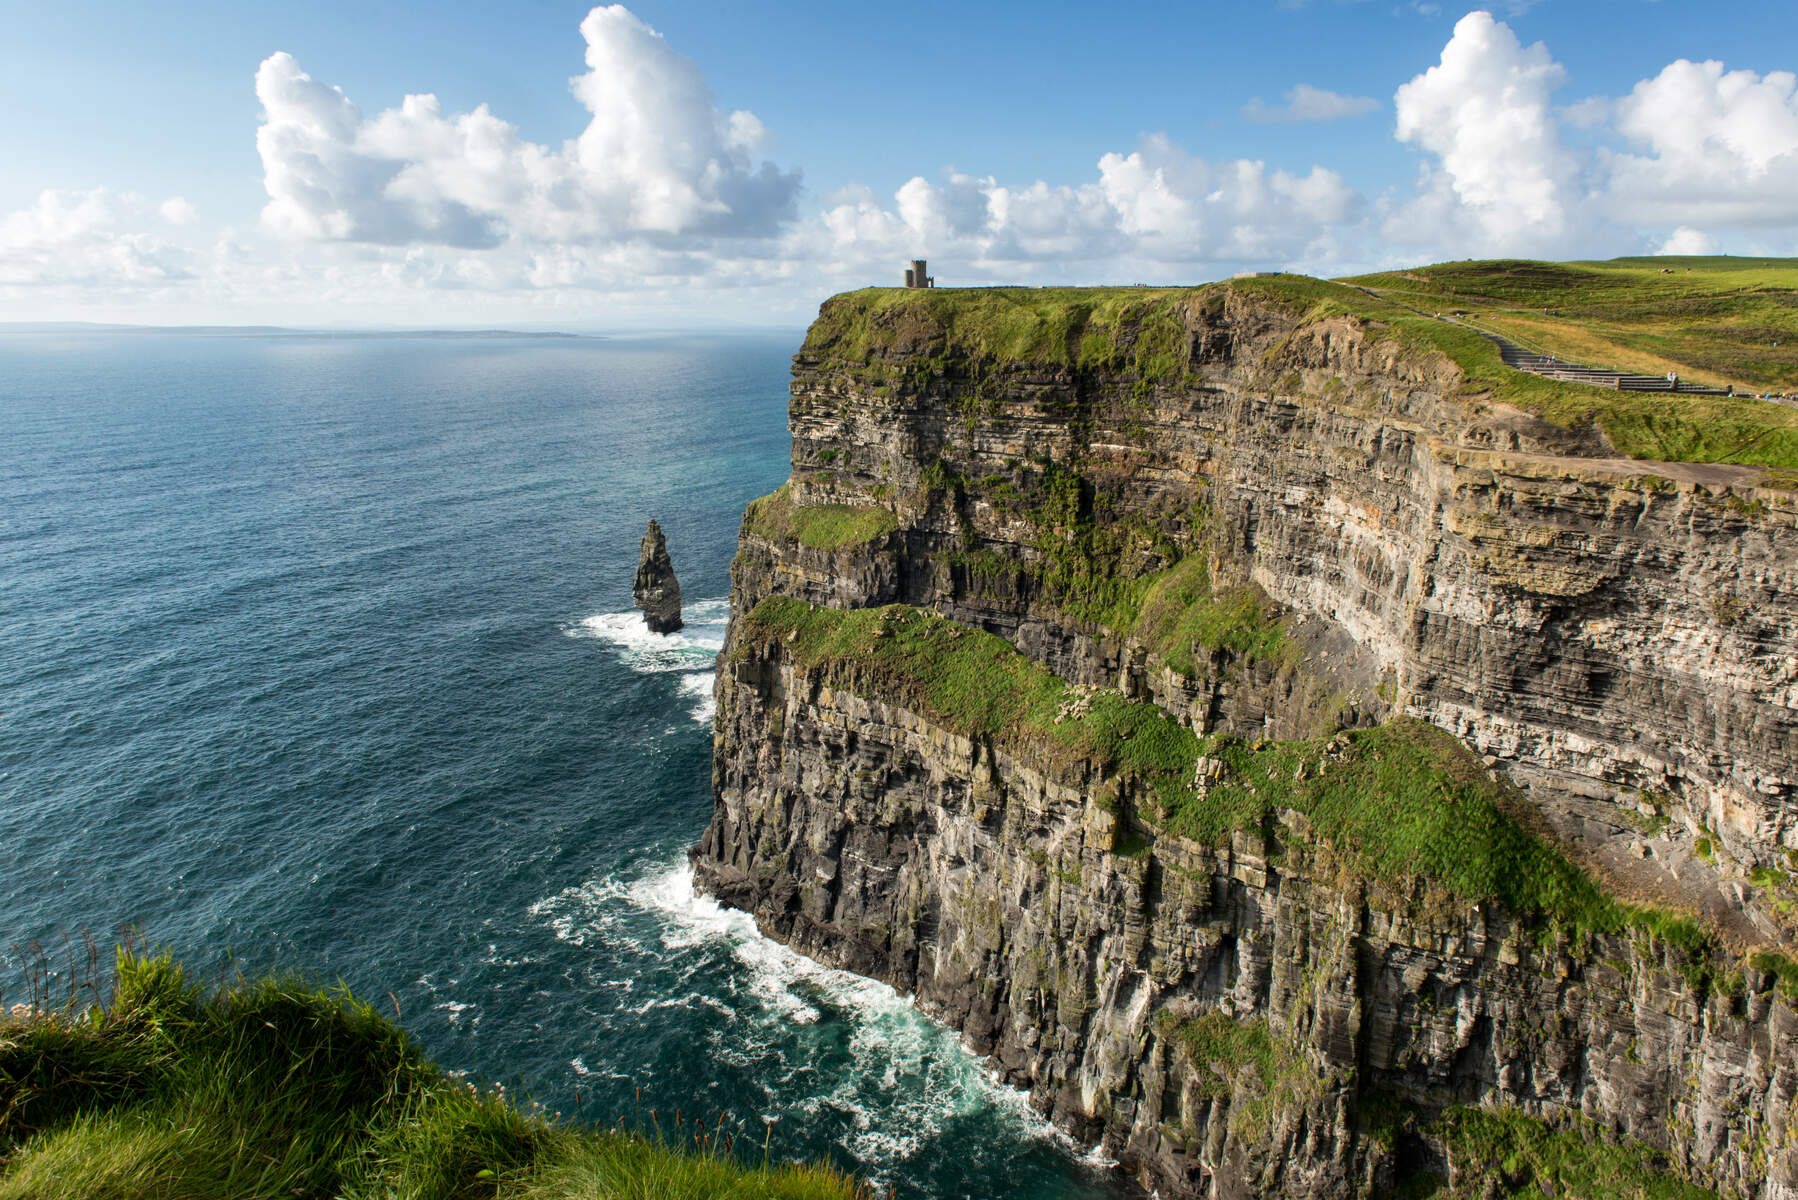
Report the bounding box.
[17,6,1798,325]
[1388,10,1589,256]
[255,4,799,249]
[1654,226,1722,256]
[159,197,199,226]
[801,136,1367,284]
[1096,137,1362,259]
[1603,59,1798,230]
[0,189,193,287]
[1242,84,1380,124]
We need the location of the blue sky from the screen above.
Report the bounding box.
[4,1,1797,327]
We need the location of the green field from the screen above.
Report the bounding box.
[806,261,1798,473]
[1342,256,1798,394]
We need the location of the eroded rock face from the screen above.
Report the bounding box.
[697,642,1798,1199]
[692,285,1798,1197]
[634,519,682,634]
[731,289,1798,931]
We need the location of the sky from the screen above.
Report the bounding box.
[4,0,1798,329]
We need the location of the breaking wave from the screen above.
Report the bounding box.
[568,598,728,723]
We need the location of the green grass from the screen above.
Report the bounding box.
[1126,555,1288,671]
[910,461,1277,668]
[1249,271,1798,469]
[1157,1010,1321,1141]
[803,267,1798,471]
[1170,722,1718,968]
[1160,1010,1279,1100]
[801,284,1215,384]
[1171,723,1581,902]
[943,458,1193,628]
[743,484,899,551]
[745,467,1288,681]
[0,949,863,1200]
[1343,256,1798,393]
[740,597,1200,818]
[1402,1105,1721,1200]
[1748,949,1798,1000]
[1164,1028,1719,1197]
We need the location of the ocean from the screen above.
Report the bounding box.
[0,329,1127,1199]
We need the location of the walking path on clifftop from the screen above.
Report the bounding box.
[1347,282,1736,397]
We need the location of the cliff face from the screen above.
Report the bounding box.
[692,283,1798,1198]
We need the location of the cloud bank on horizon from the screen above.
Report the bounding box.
[4,6,1798,324]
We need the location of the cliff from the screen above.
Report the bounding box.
[692,276,1798,1198]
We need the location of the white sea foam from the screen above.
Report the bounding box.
[530,857,1085,1178]
[528,875,648,954]
[567,598,728,723]
[541,858,1073,1172]
[434,998,477,1029]
[677,672,716,723]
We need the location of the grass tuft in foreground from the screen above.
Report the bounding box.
[0,949,863,1200]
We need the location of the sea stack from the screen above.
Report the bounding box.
[632,519,682,634]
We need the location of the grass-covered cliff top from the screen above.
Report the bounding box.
[802,262,1798,472]
[0,950,860,1200]
[801,284,1210,381]
[1343,255,1798,393]
[740,596,1747,980]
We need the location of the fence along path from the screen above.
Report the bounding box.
[1344,283,1733,396]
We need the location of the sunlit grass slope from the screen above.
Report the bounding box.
[0,950,863,1200]
[1342,256,1798,394]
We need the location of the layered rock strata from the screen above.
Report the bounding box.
[692,283,1798,1197]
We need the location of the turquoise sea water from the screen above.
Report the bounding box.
[0,329,1127,1199]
